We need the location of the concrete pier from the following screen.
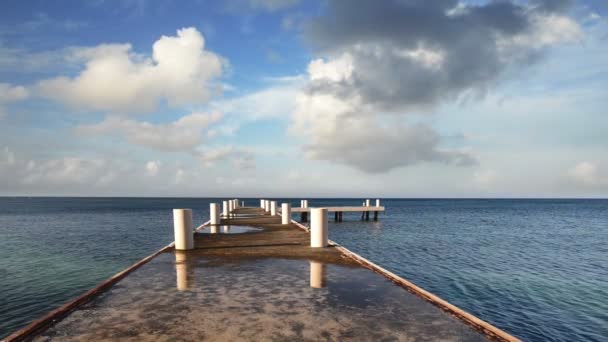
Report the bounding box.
[9,203,519,342]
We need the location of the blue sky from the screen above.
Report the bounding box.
[0,0,607,197]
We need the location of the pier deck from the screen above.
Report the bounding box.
[291,206,385,212]
[14,207,514,341]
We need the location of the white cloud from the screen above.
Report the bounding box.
[0,147,126,190]
[499,14,582,54]
[211,80,301,122]
[570,161,608,186]
[195,145,255,170]
[0,83,28,117]
[37,27,226,113]
[290,60,475,173]
[145,160,161,176]
[77,111,223,151]
[0,83,28,103]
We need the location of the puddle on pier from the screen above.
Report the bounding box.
[36,252,486,341]
[198,225,262,234]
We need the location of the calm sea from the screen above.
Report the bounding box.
[0,198,606,341]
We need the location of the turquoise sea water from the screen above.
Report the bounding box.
[0,197,606,341]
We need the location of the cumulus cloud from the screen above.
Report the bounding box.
[195,146,255,170]
[37,27,226,114]
[77,112,222,151]
[290,0,581,172]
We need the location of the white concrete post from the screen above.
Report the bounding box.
[281,203,291,225]
[234,199,239,208]
[228,200,233,217]
[260,199,265,208]
[223,225,230,233]
[270,201,277,216]
[310,208,328,248]
[264,200,270,213]
[376,199,380,207]
[210,225,219,234]
[365,199,371,207]
[241,201,245,207]
[303,200,308,208]
[300,200,304,208]
[210,203,220,225]
[173,209,194,250]
[222,201,228,217]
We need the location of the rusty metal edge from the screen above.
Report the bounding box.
[290,218,520,342]
[3,220,211,342]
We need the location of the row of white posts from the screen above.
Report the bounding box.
[174,198,381,251]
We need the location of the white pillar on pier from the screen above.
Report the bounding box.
[376,199,381,207]
[365,199,371,207]
[210,203,220,225]
[310,208,328,248]
[173,209,194,250]
[222,201,228,217]
[228,200,234,217]
[260,199,265,208]
[281,203,291,225]
[270,201,277,216]
[241,201,245,207]
[210,225,219,234]
[264,200,270,213]
[300,200,304,208]
[303,200,308,208]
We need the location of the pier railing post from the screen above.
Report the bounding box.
[376,199,380,207]
[222,201,228,218]
[173,209,194,250]
[260,199,265,208]
[210,203,220,225]
[264,200,270,213]
[228,200,234,218]
[270,201,277,216]
[310,208,328,248]
[281,203,291,225]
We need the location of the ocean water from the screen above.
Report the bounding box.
[0,198,606,341]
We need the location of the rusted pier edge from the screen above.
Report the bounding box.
[3,222,212,342]
[289,219,520,342]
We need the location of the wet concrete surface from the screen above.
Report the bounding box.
[36,253,486,341]
[33,207,487,341]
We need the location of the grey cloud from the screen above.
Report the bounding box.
[303,119,476,173]
[292,0,579,173]
[304,0,575,112]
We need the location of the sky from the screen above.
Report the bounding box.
[0,0,607,198]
